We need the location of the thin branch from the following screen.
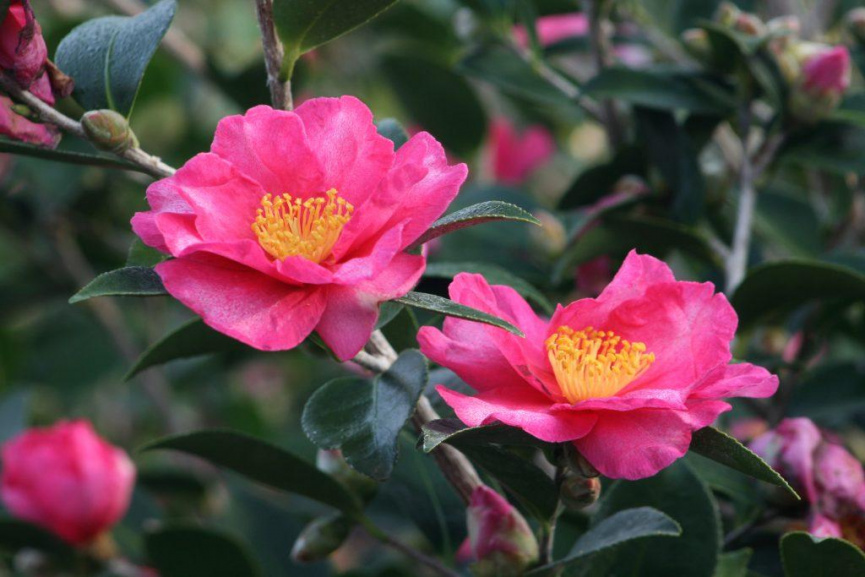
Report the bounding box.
[725,106,756,294]
[362,520,461,577]
[253,0,292,110]
[582,0,625,148]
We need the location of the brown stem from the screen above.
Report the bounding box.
[253,0,292,110]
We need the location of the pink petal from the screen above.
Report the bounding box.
[155,256,326,351]
[437,385,597,443]
[690,362,779,400]
[211,105,325,195]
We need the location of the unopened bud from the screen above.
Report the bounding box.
[560,474,602,511]
[467,486,539,577]
[81,109,138,154]
[789,45,851,123]
[715,2,740,27]
[848,8,865,44]
[316,449,378,503]
[682,28,711,63]
[560,443,600,478]
[290,514,352,563]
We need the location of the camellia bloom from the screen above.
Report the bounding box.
[800,46,851,96]
[0,94,59,146]
[488,118,555,185]
[419,251,779,480]
[465,486,539,577]
[0,420,136,545]
[132,97,467,360]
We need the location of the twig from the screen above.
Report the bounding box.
[582,0,625,148]
[253,0,292,110]
[0,74,176,179]
[362,520,461,577]
[724,105,756,294]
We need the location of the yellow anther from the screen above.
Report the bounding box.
[252,189,353,263]
[545,326,655,404]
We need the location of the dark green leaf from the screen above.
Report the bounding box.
[690,427,798,498]
[146,525,262,577]
[781,532,865,577]
[420,419,549,453]
[582,68,735,114]
[781,122,865,175]
[55,0,176,115]
[558,145,647,210]
[0,138,146,172]
[69,266,166,303]
[395,291,524,337]
[527,508,681,576]
[382,53,487,157]
[410,201,541,250]
[423,261,553,313]
[731,261,865,329]
[379,305,419,352]
[376,118,409,150]
[715,549,753,577]
[0,519,74,564]
[302,351,428,480]
[126,319,243,380]
[126,238,168,267]
[0,2,9,22]
[140,430,362,516]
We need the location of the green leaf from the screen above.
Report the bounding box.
[558,145,647,210]
[379,304,419,352]
[714,549,753,577]
[690,427,798,499]
[376,118,409,151]
[780,122,865,175]
[0,1,9,22]
[0,138,146,172]
[69,266,167,303]
[527,507,682,576]
[582,68,735,114]
[140,430,363,517]
[731,260,865,329]
[274,0,399,74]
[0,519,74,564]
[781,532,865,577]
[395,291,524,337]
[55,0,176,115]
[420,419,548,453]
[302,351,428,480]
[410,201,540,250]
[382,53,487,157]
[126,238,168,267]
[423,262,553,313]
[126,318,243,380]
[146,525,262,577]
[582,461,721,577]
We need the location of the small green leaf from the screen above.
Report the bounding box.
[126,319,243,380]
[420,419,548,453]
[410,201,540,250]
[302,350,428,481]
[731,261,865,329]
[376,118,409,151]
[423,262,553,313]
[140,430,363,517]
[781,532,865,577]
[55,0,176,115]
[527,508,681,576]
[146,525,262,577]
[0,138,146,172]
[690,427,798,499]
[395,291,524,337]
[69,266,166,303]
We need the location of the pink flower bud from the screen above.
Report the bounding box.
[0,1,51,99]
[467,486,539,577]
[488,118,555,186]
[0,94,59,147]
[0,420,136,545]
[809,513,844,538]
[801,46,851,96]
[750,418,822,502]
[814,443,865,519]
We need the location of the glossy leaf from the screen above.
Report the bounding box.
[69,266,166,303]
[558,146,647,210]
[55,0,176,115]
[423,261,553,313]
[395,291,524,337]
[421,419,549,453]
[410,201,541,250]
[140,430,363,517]
[146,525,262,577]
[781,532,865,577]
[302,351,428,480]
[0,138,145,172]
[690,427,797,498]
[731,261,865,329]
[527,507,681,576]
[125,318,243,380]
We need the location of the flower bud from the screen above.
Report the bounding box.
[0,420,136,545]
[290,513,352,563]
[0,94,58,147]
[316,449,378,504]
[715,2,740,27]
[560,443,600,478]
[560,474,601,511]
[789,45,851,123]
[466,486,539,577]
[81,110,139,154]
[847,8,865,44]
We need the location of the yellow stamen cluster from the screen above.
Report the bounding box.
[252,189,353,263]
[545,326,655,404]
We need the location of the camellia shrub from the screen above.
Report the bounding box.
[2,0,865,576]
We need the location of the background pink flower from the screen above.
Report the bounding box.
[0,94,59,146]
[1,420,136,545]
[513,14,589,48]
[0,1,54,103]
[419,251,778,479]
[488,118,555,185]
[465,486,538,575]
[802,46,851,96]
[133,97,467,360]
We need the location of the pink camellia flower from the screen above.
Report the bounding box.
[801,46,851,96]
[750,417,823,502]
[465,486,539,576]
[419,251,779,480]
[0,94,59,146]
[0,0,55,104]
[488,118,555,185]
[1,420,136,545]
[132,97,467,360]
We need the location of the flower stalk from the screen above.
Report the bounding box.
[253,0,293,110]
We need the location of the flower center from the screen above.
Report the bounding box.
[545,326,655,404]
[252,189,353,263]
